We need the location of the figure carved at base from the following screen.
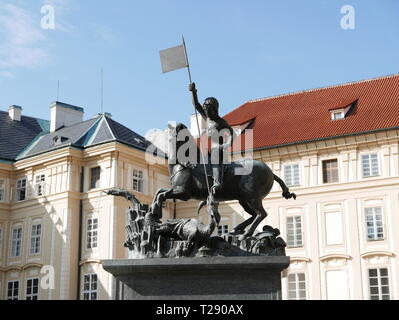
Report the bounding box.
[157,194,219,256]
[104,188,287,259]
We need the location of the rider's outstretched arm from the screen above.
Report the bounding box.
[189,82,207,119]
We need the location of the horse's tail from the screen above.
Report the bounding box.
[273,174,297,200]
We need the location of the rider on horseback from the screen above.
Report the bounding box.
[189,82,235,195]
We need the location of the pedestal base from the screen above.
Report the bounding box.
[102,256,290,300]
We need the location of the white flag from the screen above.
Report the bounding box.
[159,44,188,73]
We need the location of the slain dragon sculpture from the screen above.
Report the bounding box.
[104,188,287,258]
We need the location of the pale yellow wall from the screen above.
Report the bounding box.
[0,142,169,300]
[2,126,397,300]
[174,129,399,300]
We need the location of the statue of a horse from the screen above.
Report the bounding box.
[154,122,296,240]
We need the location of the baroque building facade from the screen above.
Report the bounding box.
[0,102,170,300]
[177,74,399,300]
[0,74,398,300]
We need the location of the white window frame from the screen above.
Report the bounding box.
[132,168,145,193]
[26,278,39,300]
[7,280,19,300]
[368,268,390,300]
[365,207,385,241]
[83,274,98,300]
[286,216,303,248]
[86,216,98,250]
[284,164,300,187]
[11,226,23,258]
[30,222,42,255]
[16,178,27,201]
[361,153,380,178]
[332,111,345,120]
[287,272,307,300]
[0,179,5,202]
[34,174,46,197]
[217,225,229,236]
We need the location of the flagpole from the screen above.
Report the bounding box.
[182,36,211,198]
[182,36,192,84]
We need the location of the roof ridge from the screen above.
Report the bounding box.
[103,115,117,140]
[16,131,47,160]
[106,116,147,140]
[0,109,50,123]
[247,73,399,104]
[55,116,98,131]
[72,116,103,145]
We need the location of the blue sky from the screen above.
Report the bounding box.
[0,0,398,136]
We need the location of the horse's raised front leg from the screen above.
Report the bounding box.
[154,188,170,206]
[156,186,192,205]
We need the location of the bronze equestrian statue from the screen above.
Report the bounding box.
[155,121,296,241]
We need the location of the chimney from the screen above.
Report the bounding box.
[8,105,22,121]
[190,113,205,137]
[50,101,84,132]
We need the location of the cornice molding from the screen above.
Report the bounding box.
[0,263,43,272]
[252,130,399,161]
[360,251,395,259]
[23,263,43,270]
[290,257,311,263]
[79,259,102,266]
[320,254,352,262]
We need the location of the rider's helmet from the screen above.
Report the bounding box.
[203,97,219,115]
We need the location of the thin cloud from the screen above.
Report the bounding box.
[0,71,15,78]
[0,3,49,69]
[43,0,66,5]
[92,23,118,42]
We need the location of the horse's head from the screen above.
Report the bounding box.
[167,122,201,167]
[168,122,189,136]
[168,122,195,149]
[168,122,182,149]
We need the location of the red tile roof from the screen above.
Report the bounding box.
[223,74,399,151]
[327,98,357,111]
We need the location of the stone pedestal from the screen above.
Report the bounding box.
[102,256,290,300]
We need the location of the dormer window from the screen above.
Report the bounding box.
[333,111,345,120]
[231,118,255,136]
[329,99,357,121]
[53,135,68,146]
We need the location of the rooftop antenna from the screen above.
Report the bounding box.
[100,68,104,114]
[57,80,60,101]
